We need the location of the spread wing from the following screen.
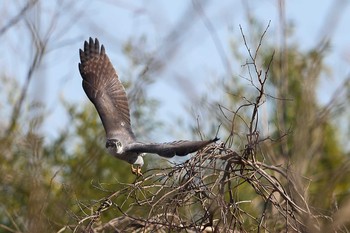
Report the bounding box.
[78,38,135,142]
[126,138,219,158]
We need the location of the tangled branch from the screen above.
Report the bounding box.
[65,139,312,232]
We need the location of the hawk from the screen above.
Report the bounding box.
[78,37,218,175]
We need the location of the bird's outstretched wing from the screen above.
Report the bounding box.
[126,138,219,158]
[79,38,135,141]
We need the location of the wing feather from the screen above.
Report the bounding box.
[126,138,219,158]
[79,38,135,142]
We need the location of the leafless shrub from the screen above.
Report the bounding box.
[64,141,313,232]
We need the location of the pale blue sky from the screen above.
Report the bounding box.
[1,0,349,143]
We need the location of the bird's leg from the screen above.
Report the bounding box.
[131,164,142,176]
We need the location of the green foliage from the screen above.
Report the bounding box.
[0,40,167,230]
[0,90,54,232]
[264,45,350,213]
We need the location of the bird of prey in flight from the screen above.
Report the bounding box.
[78,38,218,176]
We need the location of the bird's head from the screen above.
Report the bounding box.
[106,139,123,154]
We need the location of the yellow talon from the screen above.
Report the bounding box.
[131,165,142,176]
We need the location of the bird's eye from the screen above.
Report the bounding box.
[106,140,117,148]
